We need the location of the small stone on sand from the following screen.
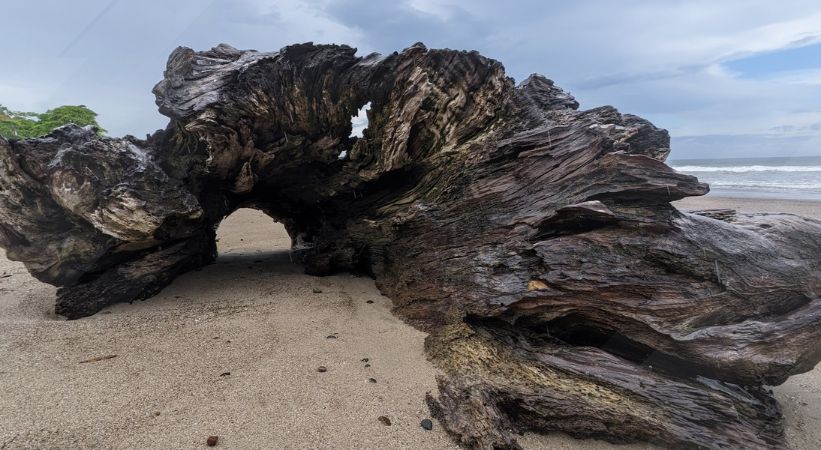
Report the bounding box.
[206,435,219,446]
[377,415,392,426]
[317,366,327,373]
[78,354,117,364]
[420,418,433,430]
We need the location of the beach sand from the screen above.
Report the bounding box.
[1,201,819,449]
[674,195,821,219]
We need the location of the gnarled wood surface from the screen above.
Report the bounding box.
[1,42,819,449]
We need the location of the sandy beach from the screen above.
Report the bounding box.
[674,195,821,219]
[1,199,819,449]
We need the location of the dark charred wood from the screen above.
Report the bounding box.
[1,42,819,449]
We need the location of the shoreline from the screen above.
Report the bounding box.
[673,194,821,219]
[701,189,821,202]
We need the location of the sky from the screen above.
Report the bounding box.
[2,0,821,159]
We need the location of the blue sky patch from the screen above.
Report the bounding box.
[724,41,821,78]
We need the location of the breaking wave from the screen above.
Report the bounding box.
[672,165,821,173]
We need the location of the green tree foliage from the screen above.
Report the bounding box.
[0,104,106,139]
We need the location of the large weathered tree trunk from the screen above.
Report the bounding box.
[1,42,819,449]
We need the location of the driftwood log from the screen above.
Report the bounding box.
[1,43,820,449]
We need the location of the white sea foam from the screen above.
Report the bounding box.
[671,157,821,198]
[672,165,821,173]
[708,180,821,190]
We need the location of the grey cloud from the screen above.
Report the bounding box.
[672,133,821,159]
[1,0,820,158]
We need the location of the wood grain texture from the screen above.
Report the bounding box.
[1,42,819,448]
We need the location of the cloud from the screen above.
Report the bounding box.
[308,0,821,157]
[1,0,820,157]
[672,133,821,160]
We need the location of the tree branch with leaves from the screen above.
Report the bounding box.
[0,104,105,139]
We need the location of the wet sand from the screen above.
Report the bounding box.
[1,203,819,449]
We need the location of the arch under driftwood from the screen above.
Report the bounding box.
[1,43,819,449]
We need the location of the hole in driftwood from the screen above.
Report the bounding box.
[537,313,704,379]
[215,208,293,266]
[471,313,708,381]
[349,101,371,138]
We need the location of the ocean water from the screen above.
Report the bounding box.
[669,156,821,200]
